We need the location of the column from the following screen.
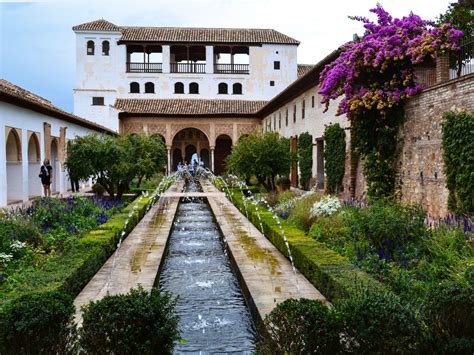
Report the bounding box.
[21,129,29,203]
[0,127,7,207]
[436,52,450,83]
[205,46,214,74]
[210,146,215,172]
[167,146,171,175]
[162,45,170,73]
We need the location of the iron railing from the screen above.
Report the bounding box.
[170,63,206,73]
[126,62,162,73]
[214,63,249,74]
[449,39,473,79]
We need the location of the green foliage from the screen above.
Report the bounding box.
[297,132,313,190]
[92,182,106,195]
[309,211,351,250]
[80,287,180,354]
[66,133,166,199]
[423,278,474,354]
[351,107,404,200]
[0,291,77,354]
[0,217,41,253]
[438,0,474,41]
[335,286,424,354]
[256,298,342,354]
[288,192,322,232]
[441,110,474,213]
[324,123,346,194]
[226,132,292,191]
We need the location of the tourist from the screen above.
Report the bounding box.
[39,159,53,197]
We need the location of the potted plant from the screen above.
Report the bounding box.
[277,176,291,192]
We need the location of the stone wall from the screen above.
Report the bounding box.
[397,73,474,217]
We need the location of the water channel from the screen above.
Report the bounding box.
[158,179,256,353]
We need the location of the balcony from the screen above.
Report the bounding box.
[170,63,206,74]
[126,62,162,73]
[214,63,249,74]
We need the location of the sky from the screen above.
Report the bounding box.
[0,0,454,113]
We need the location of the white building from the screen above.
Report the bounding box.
[72,19,300,132]
[0,79,113,207]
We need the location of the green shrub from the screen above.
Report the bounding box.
[423,279,474,354]
[256,298,342,354]
[288,192,322,232]
[309,211,351,250]
[0,217,41,253]
[324,123,346,194]
[298,132,313,190]
[92,182,106,195]
[335,286,424,354]
[0,291,77,354]
[79,287,180,354]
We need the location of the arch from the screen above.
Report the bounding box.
[232,83,243,95]
[50,139,59,194]
[218,83,228,94]
[6,129,23,202]
[189,82,199,94]
[144,82,155,94]
[130,82,140,93]
[215,134,232,175]
[27,133,41,198]
[87,40,95,55]
[102,40,110,56]
[6,129,21,162]
[184,144,197,164]
[200,148,209,168]
[174,82,184,94]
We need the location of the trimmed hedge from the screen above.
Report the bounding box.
[0,192,157,309]
[228,189,388,301]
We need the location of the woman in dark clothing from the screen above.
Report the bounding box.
[39,159,53,197]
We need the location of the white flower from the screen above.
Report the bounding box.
[0,253,13,267]
[10,240,26,252]
[310,195,341,217]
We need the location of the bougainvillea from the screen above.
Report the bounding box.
[319,5,463,116]
[318,5,463,200]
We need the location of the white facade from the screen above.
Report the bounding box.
[73,28,298,131]
[0,101,103,207]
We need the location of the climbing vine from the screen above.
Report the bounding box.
[324,124,346,194]
[441,110,474,214]
[297,132,313,190]
[318,5,463,200]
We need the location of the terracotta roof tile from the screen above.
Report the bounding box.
[114,98,267,115]
[73,20,299,45]
[72,19,121,32]
[297,64,314,78]
[0,79,113,133]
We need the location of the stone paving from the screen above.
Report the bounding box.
[73,178,327,326]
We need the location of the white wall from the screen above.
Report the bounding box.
[0,101,104,207]
[73,30,299,131]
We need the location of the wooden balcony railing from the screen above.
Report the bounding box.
[126,62,162,73]
[214,63,249,74]
[170,63,206,73]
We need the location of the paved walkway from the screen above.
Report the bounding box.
[201,180,327,321]
[73,182,183,325]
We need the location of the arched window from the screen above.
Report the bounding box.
[102,40,110,56]
[130,82,140,93]
[174,82,184,94]
[218,83,228,94]
[87,40,95,55]
[233,83,243,95]
[145,82,155,94]
[189,82,199,94]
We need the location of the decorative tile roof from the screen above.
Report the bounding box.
[0,79,113,133]
[114,98,267,116]
[73,19,299,45]
[72,19,122,32]
[297,64,314,78]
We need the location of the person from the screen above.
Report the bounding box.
[39,159,53,197]
[70,175,80,193]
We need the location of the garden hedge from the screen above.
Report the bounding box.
[0,192,157,309]
[227,189,389,301]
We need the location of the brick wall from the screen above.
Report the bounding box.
[397,73,474,217]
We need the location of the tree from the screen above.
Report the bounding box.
[324,123,346,194]
[319,5,463,200]
[297,132,313,190]
[226,132,292,191]
[438,0,473,41]
[65,133,166,199]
